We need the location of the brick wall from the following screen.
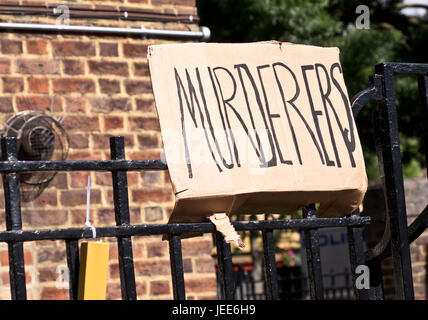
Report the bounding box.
[0,0,217,300]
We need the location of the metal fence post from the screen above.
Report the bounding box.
[302,204,324,300]
[110,136,137,300]
[1,137,27,300]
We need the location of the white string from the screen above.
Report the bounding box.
[85,175,96,238]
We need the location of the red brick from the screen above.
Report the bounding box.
[1,271,8,285]
[99,42,118,56]
[16,96,62,112]
[49,172,68,189]
[27,77,49,93]
[185,277,217,293]
[135,260,171,277]
[141,172,162,187]
[150,280,170,296]
[106,282,122,300]
[64,96,86,113]
[146,241,167,258]
[97,208,115,225]
[134,62,149,77]
[123,43,148,58]
[0,252,7,266]
[183,258,193,273]
[24,251,33,265]
[69,151,104,161]
[22,209,67,227]
[38,266,57,282]
[2,77,23,93]
[66,151,101,161]
[63,59,85,75]
[52,41,95,57]
[104,115,124,130]
[69,134,89,149]
[22,0,47,5]
[195,258,215,273]
[1,39,22,54]
[153,0,195,5]
[131,207,142,224]
[0,59,10,74]
[129,117,160,131]
[137,133,159,149]
[136,98,155,112]
[127,172,140,186]
[90,97,130,113]
[70,172,91,188]
[53,78,95,94]
[132,242,145,259]
[70,209,86,225]
[27,190,58,207]
[0,97,13,112]
[16,59,59,74]
[88,60,128,76]
[137,282,147,297]
[99,79,120,94]
[56,3,92,9]
[94,172,112,186]
[2,270,32,285]
[60,189,101,206]
[143,205,163,222]
[63,115,100,131]
[26,39,48,55]
[94,4,118,10]
[92,134,134,149]
[109,263,120,279]
[176,6,198,16]
[182,240,213,256]
[128,150,161,160]
[109,244,118,260]
[163,172,171,184]
[131,189,172,203]
[105,189,115,203]
[125,80,152,95]
[41,287,68,300]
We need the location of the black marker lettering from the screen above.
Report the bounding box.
[212,66,242,167]
[207,67,236,169]
[315,63,341,167]
[330,63,356,167]
[176,68,225,177]
[257,64,292,165]
[234,63,277,167]
[301,65,334,166]
[174,68,195,178]
[273,62,324,165]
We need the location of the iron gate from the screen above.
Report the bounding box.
[0,62,427,300]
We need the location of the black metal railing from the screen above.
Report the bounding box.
[222,265,354,300]
[352,62,428,300]
[0,135,370,300]
[0,62,426,300]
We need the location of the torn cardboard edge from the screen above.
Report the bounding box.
[209,213,245,249]
[167,188,365,224]
[160,212,246,248]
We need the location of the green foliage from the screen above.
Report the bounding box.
[197,0,342,44]
[197,0,428,181]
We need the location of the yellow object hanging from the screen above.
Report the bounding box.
[77,241,110,300]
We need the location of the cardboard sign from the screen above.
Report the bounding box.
[148,41,367,224]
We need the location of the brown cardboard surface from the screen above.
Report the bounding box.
[148,41,368,224]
